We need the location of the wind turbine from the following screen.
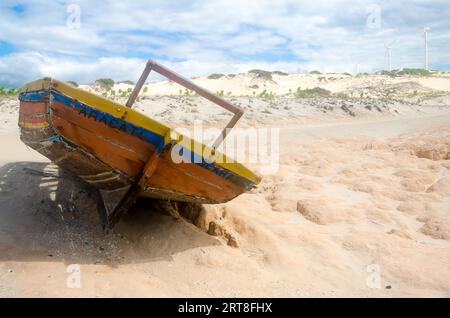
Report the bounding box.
[422,26,430,70]
[384,42,394,71]
[353,63,360,76]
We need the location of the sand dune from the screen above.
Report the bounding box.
[80,72,450,97]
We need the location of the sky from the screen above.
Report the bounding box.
[0,0,449,87]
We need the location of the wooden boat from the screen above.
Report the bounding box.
[18,60,260,228]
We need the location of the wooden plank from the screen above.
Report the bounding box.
[138,150,160,188]
[19,101,47,114]
[51,102,155,161]
[51,114,146,178]
[19,101,48,127]
[146,150,244,202]
[106,145,162,229]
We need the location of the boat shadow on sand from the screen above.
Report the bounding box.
[0,161,221,266]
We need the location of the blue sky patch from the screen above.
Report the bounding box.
[0,41,16,55]
[10,3,26,14]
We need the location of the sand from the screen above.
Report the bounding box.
[82,72,450,97]
[0,74,449,297]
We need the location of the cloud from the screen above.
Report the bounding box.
[0,0,449,87]
[0,52,147,87]
[0,52,309,87]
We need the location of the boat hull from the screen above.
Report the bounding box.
[18,79,260,210]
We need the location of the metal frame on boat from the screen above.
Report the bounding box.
[127,60,244,149]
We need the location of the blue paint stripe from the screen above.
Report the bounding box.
[20,90,165,150]
[176,146,252,187]
[50,91,166,152]
[19,91,48,102]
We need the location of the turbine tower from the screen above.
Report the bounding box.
[423,26,430,70]
[384,43,393,71]
[353,63,359,76]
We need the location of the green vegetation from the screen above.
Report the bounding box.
[272,71,288,76]
[207,73,225,79]
[397,68,431,76]
[184,89,196,96]
[378,70,398,77]
[118,80,135,85]
[248,69,273,80]
[0,86,20,96]
[377,68,432,77]
[258,89,275,99]
[66,80,78,87]
[216,90,225,97]
[116,88,128,98]
[308,70,322,75]
[407,90,419,98]
[95,78,115,90]
[247,69,288,79]
[143,86,148,93]
[407,89,447,103]
[296,87,331,98]
[333,92,349,99]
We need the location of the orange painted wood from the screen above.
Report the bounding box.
[19,101,48,124]
[138,151,160,188]
[51,102,154,161]
[51,113,146,178]
[20,101,47,114]
[146,150,243,202]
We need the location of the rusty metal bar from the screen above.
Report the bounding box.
[126,63,152,108]
[127,60,244,147]
[212,111,243,149]
[148,60,242,115]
